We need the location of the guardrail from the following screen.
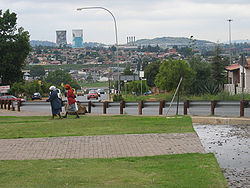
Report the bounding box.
[0,100,21,112]
[17,100,250,117]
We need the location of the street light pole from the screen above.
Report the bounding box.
[76,7,120,94]
[227,19,233,64]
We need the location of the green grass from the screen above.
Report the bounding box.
[124,93,173,101]
[79,81,109,88]
[0,115,194,139]
[0,153,228,188]
[123,92,250,102]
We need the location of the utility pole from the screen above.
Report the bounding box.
[240,54,247,100]
[227,19,233,64]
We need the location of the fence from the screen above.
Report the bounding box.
[2,100,250,117]
[0,100,21,112]
[80,100,249,117]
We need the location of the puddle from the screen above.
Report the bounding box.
[194,124,250,188]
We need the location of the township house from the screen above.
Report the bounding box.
[224,57,250,94]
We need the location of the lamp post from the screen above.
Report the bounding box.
[76,7,120,94]
[227,19,233,64]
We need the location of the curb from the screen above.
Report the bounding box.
[191,116,250,125]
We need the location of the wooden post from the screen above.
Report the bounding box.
[138,100,143,115]
[240,100,245,117]
[8,100,11,110]
[88,101,92,114]
[103,101,107,114]
[4,100,7,109]
[120,100,124,114]
[210,100,216,115]
[159,100,165,115]
[184,100,189,115]
[17,101,21,112]
[11,101,15,111]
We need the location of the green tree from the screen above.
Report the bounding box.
[9,81,48,98]
[155,59,194,92]
[9,82,25,96]
[86,75,93,83]
[33,58,40,64]
[45,70,72,87]
[188,56,212,94]
[144,61,161,87]
[126,80,149,95]
[29,65,45,78]
[0,9,31,85]
[123,66,133,75]
[211,46,227,87]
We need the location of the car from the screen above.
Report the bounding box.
[0,95,26,102]
[97,89,105,96]
[144,90,152,95]
[87,91,99,100]
[32,92,42,100]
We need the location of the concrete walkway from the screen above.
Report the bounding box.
[0,133,205,160]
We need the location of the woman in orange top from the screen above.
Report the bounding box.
[63,84,80,118]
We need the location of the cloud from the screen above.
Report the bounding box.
[1,0,250,44]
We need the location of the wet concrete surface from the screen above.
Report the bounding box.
[194,124,250,188]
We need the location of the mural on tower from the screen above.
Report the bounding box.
[56,30,67,47]
[72,29,83,48]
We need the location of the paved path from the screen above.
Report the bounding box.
[0,133,205,160]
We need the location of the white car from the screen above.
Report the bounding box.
[97,89,105,96]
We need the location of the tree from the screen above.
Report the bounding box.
[9,80,50,98]
[188,56,212,94]
[211,46,227,87]
[86,75,93,83]
[126,80,149,94]
[0,9,31,85]
[123,66,133,75]
[144,61,161,87]
[155,59,194,92]
[29,65,45,78]
[45,70,72,86]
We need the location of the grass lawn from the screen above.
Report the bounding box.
[122,92,250,102]
[80,81,109,88]
[0,115,194,139]
[0,153,228,188]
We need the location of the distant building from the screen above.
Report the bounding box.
[72,29,83,48]
[56,30,67,47]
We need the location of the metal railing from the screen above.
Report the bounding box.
[14,100,250,117]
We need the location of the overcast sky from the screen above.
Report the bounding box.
[2,0,250,44]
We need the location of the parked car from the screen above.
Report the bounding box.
[0,95,26,102]
[144,90,152,95]
[87,91,99,100]
[32,92,42,100]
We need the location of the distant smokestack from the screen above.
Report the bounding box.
[134,36,136,44]
[127,37,128,44]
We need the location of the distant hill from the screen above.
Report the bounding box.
[82,42,105,47]
[30,40,56,47]
[223,39,250,44]
[30,40,105,48]
[135,37,214,48]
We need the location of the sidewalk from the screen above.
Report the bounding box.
[0,133,205,160]
[0,109,51,116]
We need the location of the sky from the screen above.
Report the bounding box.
[1,0,250,45]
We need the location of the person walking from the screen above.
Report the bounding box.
[63,84,80,118]
[47,86,62,120]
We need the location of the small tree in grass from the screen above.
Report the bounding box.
[155,59,194,93]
